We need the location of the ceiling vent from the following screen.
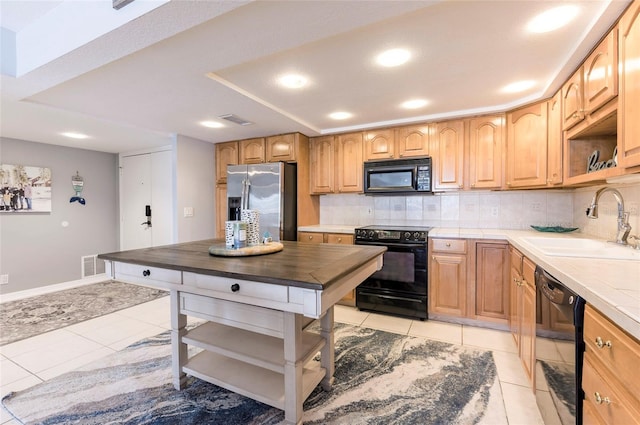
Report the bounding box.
[218,114,253,126]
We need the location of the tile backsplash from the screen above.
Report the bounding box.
[319,182,640,238]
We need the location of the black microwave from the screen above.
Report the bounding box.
[363,157,432,195]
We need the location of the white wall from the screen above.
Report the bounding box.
[0,137,119,294]
[175,134,216,242]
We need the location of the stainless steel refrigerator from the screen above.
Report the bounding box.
[226,162,297,241]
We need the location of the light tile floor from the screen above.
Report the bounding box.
[1,300,545,424]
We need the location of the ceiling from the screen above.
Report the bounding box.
[0,0,631,154]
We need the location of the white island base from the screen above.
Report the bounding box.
[170,290,335,425]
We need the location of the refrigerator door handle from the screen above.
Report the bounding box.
[241,178,250,210]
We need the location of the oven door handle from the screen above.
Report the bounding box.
[355,242,424,250]
[358,292,424,303]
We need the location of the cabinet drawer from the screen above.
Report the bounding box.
[298,231,324,244]
[432,238,467,253]
[183,272,289,304]
[114,262,181,289]
[326,233,353,245]
[584,305,640,400]
[582,354,640,425]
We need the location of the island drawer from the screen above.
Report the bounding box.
[113,262,181,289]
[183,272,289,304]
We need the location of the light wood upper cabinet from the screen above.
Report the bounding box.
[266,134,296,162]
[619,1,640,169]
[562,68,585,130]
[336,132,363,193]
[309,136,335,194]
[239,137,265,164]
[431,119,465,190]
[547,91,563,186]
[215,141,238,184]
[468,115,504,189]
[395,124,430,158]
[584,28,618,116]
[506,101,548,188]
[364,129,395,160]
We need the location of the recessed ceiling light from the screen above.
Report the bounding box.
[527,5,579,33]
[376,48,411,67]
[278,74,308,89]
[61,132,89,139]
[329,111,353,120]
[401,99,429,109]
[200,120,224,128]
[501,80,536,93]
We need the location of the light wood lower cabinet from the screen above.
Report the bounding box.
[475,242,510,324]
[582,305,640,425]
[298,231,355,305]
[429,238,468,317]
[508,246,536,385]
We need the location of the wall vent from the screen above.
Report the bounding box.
[82,255,105,278]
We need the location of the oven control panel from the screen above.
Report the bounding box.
[355,228,428,243]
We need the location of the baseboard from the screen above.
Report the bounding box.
[0,274,110,303]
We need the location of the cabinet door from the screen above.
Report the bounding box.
[430,253,467,317]
[547,91,563,186]
[506,101,548,188]
[468,115,503,189]
[215,142,238,184]
[239,138,265,164]
[520,257,537,383]
[475,242,509,323]
[432,119,465,190]
[584,29,618,115]
[336,132,363,193]
[395,124,429,158]
[309,136,335,194]
[266,134,296,162]
[509,246,524,346]
[619,1,640,169]
[215,184,227,239]
[364,129,394,160]
[562,68,584,130]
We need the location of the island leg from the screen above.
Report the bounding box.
[283,312,304,425]
[320,306,335,391]
[170,290,188,390]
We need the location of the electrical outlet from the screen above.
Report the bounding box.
[531,202,542,212]
[0,274,8,285]
[491,206,499,217]
[183,207,194,217]
[629,202,639,215]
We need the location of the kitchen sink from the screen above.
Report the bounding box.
[521,236,640,260]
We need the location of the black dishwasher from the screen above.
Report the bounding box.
[534,266,586,425]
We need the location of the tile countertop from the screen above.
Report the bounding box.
[298,226,639,340]
[431,228,640,341]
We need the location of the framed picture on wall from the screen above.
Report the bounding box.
[0,164,52,213]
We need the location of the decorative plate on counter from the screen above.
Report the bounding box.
[530,225,578,233]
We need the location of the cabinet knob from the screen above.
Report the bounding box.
[445,243,451,247]
[231,283,240,292]
[594,392,611,405]
[595,336,612,349]
[142,269,151,277]
[337,237,342,242]
[308,235,313,240]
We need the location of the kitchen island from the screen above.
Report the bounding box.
[98,239,385,425]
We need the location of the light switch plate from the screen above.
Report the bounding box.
[183,207,194,217]
[0,274,8,285]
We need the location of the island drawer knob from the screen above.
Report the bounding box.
[142,269,151,277]
[231,283,240,292]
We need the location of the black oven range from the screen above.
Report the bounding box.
[354,225,432,320]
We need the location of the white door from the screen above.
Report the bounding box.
[120,150,174,250]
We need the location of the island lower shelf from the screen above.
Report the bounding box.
[181,320,327,411]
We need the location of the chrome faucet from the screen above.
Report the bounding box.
[586,187,632,245]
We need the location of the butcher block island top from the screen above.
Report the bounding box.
[98,239,385,425]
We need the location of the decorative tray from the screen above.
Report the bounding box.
[530,225,578,233]
[208,242,283,257]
